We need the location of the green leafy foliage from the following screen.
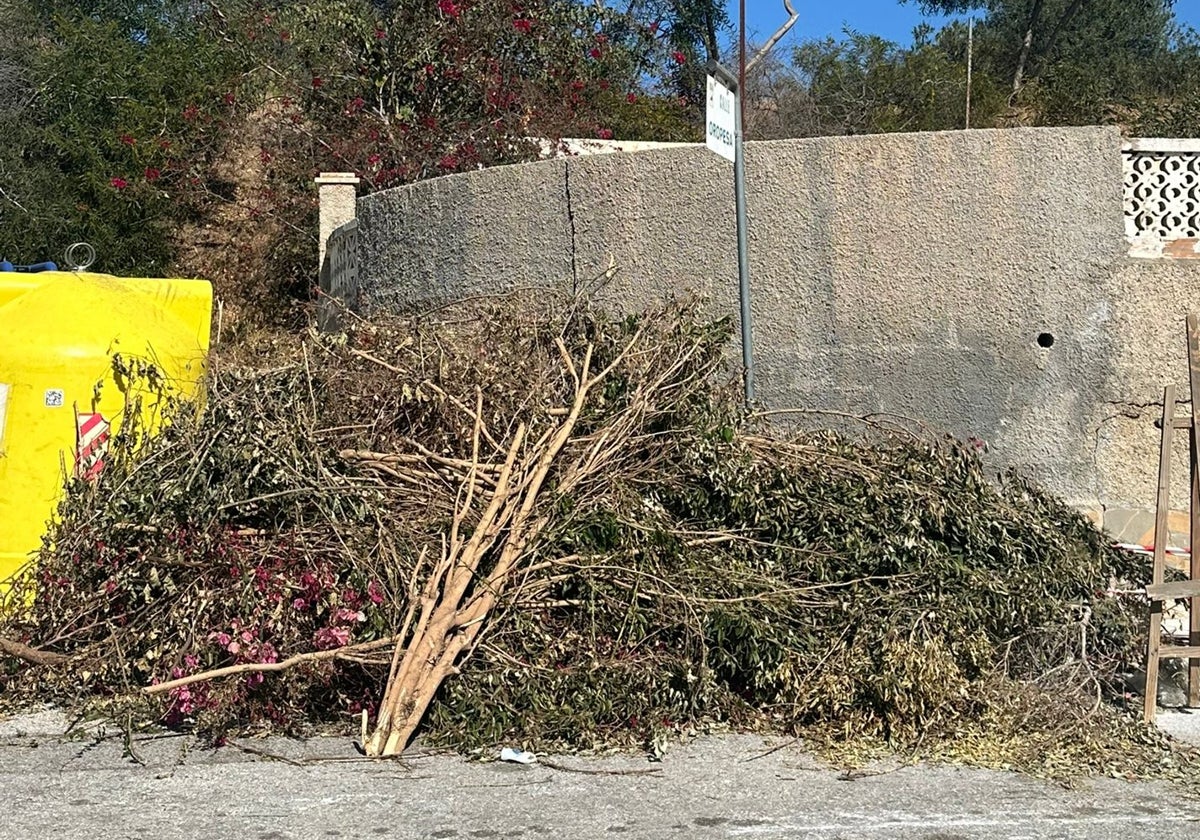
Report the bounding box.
[0,1,238,273]
[0,0,712,323]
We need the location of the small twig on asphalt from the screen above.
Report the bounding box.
[228,741,307,767]
[538,758,663,776]
[740,736,800,763]
[122,714,146,767]
[836,765,906,782]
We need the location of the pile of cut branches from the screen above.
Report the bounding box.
[0,291,1176,778]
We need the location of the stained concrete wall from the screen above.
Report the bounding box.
[356,126,1200,544]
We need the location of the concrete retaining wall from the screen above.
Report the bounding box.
[356,126,1200,546]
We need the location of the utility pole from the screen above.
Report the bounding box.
[736,0,754,404]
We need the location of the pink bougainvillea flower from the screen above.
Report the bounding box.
[626,92,637,104]
[671,50,686,64]
[311,76,324,88]
[512,18,532,33]
[437,154,459,170]
[367,580,385,605]
[144,167,161,181]
[437,0,461,18]
[109,177,128,190]
[588,47,602,59]
[292,597,308,611]
[597,128,614,140]
[182,104,199,121]
[375,28,387,39]
[313,626,351,650]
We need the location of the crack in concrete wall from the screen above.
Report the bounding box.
[564,161,578,295]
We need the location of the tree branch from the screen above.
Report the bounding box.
[747,0,800,73]
[143,635,404,695]
[0,637,67,667]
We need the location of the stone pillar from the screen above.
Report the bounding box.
[316,172,360,271]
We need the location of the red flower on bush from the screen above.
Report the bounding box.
[119,134,136,146]
[512,18,532,33]
[438,153,459,170]
[144,167,161,181]
[627,92,637,104]
[312,76,324,88]
[109,177,128,190]
[182,104,199,121]
[375,28,387,39]
[437,0,461,18]
[588,47,602,59]
[671,50,686,64]
[367,153,382,165]
[597,128,614,140]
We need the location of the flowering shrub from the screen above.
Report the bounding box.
[1,0,710,324]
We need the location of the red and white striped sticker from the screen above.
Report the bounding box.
[1113,542,1192,557]
[74,407,110,481]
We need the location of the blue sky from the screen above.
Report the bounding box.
[730,0,1200,49]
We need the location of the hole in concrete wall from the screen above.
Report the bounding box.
[1037,332,1055,349]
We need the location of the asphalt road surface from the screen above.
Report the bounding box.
[4,710,1199,840]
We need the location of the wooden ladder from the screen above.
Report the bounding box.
[1144,314,1200,723]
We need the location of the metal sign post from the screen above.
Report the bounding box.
[706,61,755,406]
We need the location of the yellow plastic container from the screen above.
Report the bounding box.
[0,271,212,585]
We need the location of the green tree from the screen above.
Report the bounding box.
[906,0,1178,94]
[748,0,1199,139]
